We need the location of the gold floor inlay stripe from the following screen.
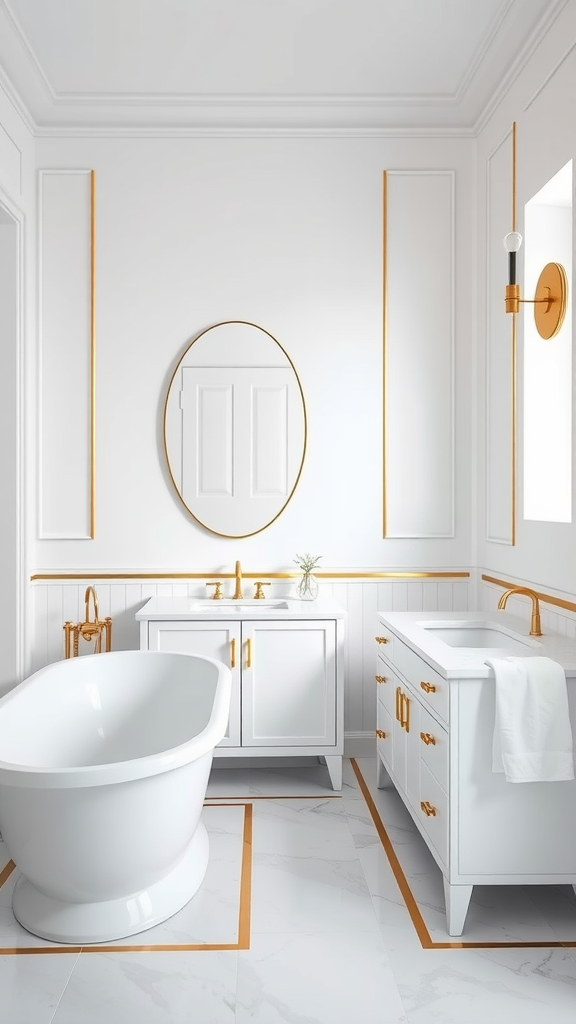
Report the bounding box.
[0,802,252,955]
[351,759,576,950]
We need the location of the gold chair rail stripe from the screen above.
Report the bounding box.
[30,571,470,582]
[482,574,576,616]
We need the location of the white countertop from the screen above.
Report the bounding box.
[378,610,576,679]
[136,596,347,621]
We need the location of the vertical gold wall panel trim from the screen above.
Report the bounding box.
[90,170,96,539]
[382,170,388,538]
[511,123,517,546]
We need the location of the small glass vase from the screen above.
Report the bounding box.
[296,573,319,601]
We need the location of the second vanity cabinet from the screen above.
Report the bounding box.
[375,613,576,936]
[137,598,345,790]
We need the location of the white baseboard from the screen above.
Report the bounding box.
[344,732,374,758]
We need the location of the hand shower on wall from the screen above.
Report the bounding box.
[63,586,112,658]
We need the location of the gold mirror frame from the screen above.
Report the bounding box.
[163,321,307,539]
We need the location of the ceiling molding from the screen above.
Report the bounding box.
[474,0,570,134]
[0,0,569,138]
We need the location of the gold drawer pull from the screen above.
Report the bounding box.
[402,693,410,733]
[375,636,389,644]
[420,681,437,694]
[375,729,386,739]
[420,732,436,746]
[375,675,388,684]
[230,638,236,668]
[246,638,252,668]
[420,800,437,817]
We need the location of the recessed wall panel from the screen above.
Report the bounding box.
[486,133,514,544]
[251,385,288,496]
[385,171,454,538]
[38,169,93,539]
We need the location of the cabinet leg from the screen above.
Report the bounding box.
[443,879,473,937]
[325,755,342,791]
[376,754,389,789]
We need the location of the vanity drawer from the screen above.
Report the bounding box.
[375,660,396,719]
[394,642,448,724]
[376,699,393,771]
[375,625,394,661]
[418,761,448,867]
[418,704,448,793]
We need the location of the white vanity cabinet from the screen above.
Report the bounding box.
[375,612,576,936]
[137,598,345,790]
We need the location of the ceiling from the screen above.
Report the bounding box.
[0,0,568,134]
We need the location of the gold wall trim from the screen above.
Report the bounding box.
[90,170,96,539]
[0,802,252,955]
[511,122,517,546]
[383,169,388,538]
[30,570,471,582]
[482,574,576,615]
[351,759,576,949]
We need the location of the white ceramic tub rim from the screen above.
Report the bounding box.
[0,651,231,789]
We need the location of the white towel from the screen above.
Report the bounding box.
[485,656,574,783]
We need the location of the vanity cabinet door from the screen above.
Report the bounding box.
[241,620,336,746]
[146,620,241,747]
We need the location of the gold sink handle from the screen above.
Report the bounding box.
[206,582,223,599]
[254,581,271,599]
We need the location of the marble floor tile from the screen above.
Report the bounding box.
[235,931,408,1024]
[206,768,253,797]
[50,950,237,1024]
[0,951,79,1024]
[389,944,576,1024]
[248,763,354,799]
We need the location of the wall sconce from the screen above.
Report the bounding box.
[504,230,568,340]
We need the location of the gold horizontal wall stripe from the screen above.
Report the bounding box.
[30,571,470,582]
[482,574,576,615]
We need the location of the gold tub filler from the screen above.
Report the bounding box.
[63,586,112,658]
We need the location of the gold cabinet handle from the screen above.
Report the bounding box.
[402,693,410,733]
[375,675,388,684]
[395,685,401,722]
[375,729,386,739]
[246,638,252,668]
[420,800,437,817]
[375,636,389,644]
[230,638,236,668]
[420,732,436,746]
[420,681,437,694]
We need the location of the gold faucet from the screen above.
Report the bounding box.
[497,586,543,637]
[233,560,243,600]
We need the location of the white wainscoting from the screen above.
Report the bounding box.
[385,170,455,539]
[30,574,471,754]
[38,169,93,539]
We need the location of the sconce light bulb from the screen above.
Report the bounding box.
[503,231,523,253]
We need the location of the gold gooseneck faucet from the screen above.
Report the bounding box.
[233,561,243,600]
[497,586,543,637]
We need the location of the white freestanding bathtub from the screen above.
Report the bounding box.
[0,650,231,944]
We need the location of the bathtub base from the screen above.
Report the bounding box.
[12,821,210,944]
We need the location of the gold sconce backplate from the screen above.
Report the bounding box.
[534,261,568,340]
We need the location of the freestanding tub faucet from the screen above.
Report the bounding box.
[497,586,543,637]
[233,561,243,600]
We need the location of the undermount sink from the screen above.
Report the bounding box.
[189,600,290,612]
[421,620,539,651]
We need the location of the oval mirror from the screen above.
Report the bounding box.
[164,321,307,538]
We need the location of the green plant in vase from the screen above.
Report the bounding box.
[294,553,322,601]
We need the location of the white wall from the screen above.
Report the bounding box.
[476,0,576,600]
[0,75,35,688]
[33,134,474,575]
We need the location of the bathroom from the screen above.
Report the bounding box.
[1,0,576,1020]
